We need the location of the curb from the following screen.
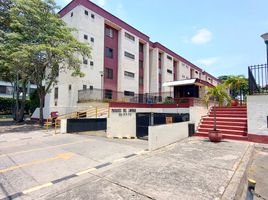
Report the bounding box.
[109,136,136,139]
[221,143,255,200]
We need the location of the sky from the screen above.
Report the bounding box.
[56,0,268,78]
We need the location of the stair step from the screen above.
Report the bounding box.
[197,128,247,136]
[199,125,247,131]
[201,121,247,127]
[208,114,247,118]
[194,132,248,141]
[202,117,247,122]
[211,111,247,114]
[211,107,246,110]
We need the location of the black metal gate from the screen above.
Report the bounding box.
[136,113,151,138]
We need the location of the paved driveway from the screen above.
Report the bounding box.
[0,126,147,200]
[3,137,249,200]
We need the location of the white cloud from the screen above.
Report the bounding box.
[191,28,212,45]
[92,0,106,7]
[197,57,220,66]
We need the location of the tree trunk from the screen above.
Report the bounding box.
[15,84,20,121]
[38,91,45,127]
[17,82,27,122]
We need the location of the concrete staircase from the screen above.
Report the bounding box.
[195,106,248,141]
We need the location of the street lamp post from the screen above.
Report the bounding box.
[261,33,268,65]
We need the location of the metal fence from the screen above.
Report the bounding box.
[78,88,174,104]
[248,64,268,95]
[78,88,214,107]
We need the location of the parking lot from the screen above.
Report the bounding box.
[0,122,147,199]
[0,121,253,200]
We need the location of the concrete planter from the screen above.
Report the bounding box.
[208,130,222,142]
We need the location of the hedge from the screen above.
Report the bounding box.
[0,97,31,115]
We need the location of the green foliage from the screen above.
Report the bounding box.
[164,97,174,104]
[204,85,231,107]
[0,97,31,114]
[0,0,92,124]
[219,75,248,99]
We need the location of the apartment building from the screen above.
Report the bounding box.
[43,0,220,115]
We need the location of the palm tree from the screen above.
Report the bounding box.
[224,75,247,105]
[204,84,231,131]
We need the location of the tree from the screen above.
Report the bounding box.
[204,84,231,131]
[204,84,231,107]
[0,0,30,122]
[224,75,248,105]
[6,0,91,126]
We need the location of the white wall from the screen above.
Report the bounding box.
[247,95,268,136]
[149,48,159,93]
[148,122,189,151]
[117,30,139,94]
[178,61,190,80]
[143,43,150,93]
[189,106,209,129]
[162,53,174,93]
[107,107,189,138]
[48,4,105,110]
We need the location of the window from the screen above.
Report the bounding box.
[124,91,135,96]
[105,27,113,38]
[54,87,58,99]
[195,71,199,74]
[83,58,88,65]
[90,61,94,66]
[90,37,94,42]
[0,86,6,94]
[139,60,143,69]
[83,85,87,90]
[84,34,88,40]
[139,43,144,53]
[68,85,72,91]
[105,47,113,58]
[105,90,113,99]
[90,85,94,90]
[84,10,88,15]
[124,51,135,60]
[105,68,113,79]
[167,69,173,74]
[124,71,135,78]
[139,77,144,85]
[167,55,172,60]
[125,32,135,41]
[71,12,73,17]
[91,14,95,19]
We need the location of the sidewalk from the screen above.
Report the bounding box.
[248,144,268,200]
[40,137,253,200]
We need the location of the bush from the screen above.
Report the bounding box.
[164,96,174,104]
[0,97,14,114]
[0,97,32,115]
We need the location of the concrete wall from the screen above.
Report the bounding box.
[118,29,139,93]
[178,61,190,80]
[189,106,209,129]
[247,95,268,136]
[106,107,189,138]
[148,122,189,151]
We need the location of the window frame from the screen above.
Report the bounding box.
[124,51,135,60]
[124,71,135,78]
[125,32,135,41]
[105,47,113,58]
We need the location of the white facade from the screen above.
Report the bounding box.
[42,0,221,116]
[247,95,268,136]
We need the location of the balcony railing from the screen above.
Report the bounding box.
[248,64,268,95]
